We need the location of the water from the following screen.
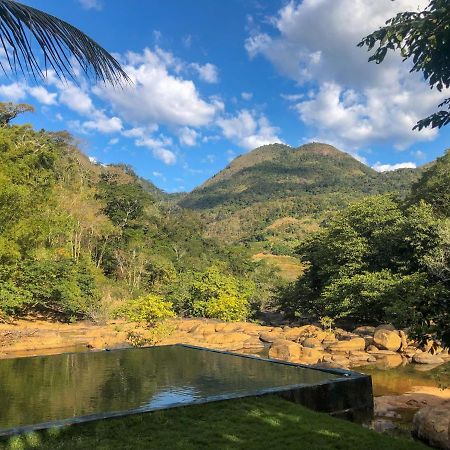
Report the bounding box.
[0,345,340,434]
[360,362,450,396]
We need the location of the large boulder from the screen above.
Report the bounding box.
[259,331,284,343]
[353,326,376,336]
[297,347,324,365]
[413,402,450,449]
[301,337,323,348]
[268,339,302,362]
[413,351,445,365]
[373,329,402,351]
[327,337,366,352]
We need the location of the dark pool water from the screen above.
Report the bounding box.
[0,345,340,434]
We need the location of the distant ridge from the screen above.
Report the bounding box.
[179,142,421,246]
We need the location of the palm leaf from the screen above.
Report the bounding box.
[0,0,130,85]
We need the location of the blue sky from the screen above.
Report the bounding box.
[2,0,449,192]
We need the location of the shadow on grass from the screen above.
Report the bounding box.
[1,396,427,450]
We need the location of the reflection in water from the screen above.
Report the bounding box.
[359,362,450,396]
[0,345,339,431]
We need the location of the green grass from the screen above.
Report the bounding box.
[0,396,427,450]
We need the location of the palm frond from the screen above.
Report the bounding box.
[0,0,130,86]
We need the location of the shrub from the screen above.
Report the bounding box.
[116,294,175,325]
[204,293,249,322]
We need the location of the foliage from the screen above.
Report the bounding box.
[126,321,176,347]
[0,103,34,127]
[116,294,175,325]
[411,150,450,216]
[277,190,450,345]
[180,142,420,247]
[0,103,258,321]
[166,266,254,321]
[359,0,450,130]
[0,0,129,85]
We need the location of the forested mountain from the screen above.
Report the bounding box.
[179,143,422,251]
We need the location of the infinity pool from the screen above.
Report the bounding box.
[0,344,373,435]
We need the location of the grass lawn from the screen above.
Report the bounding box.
[1,396,427,450]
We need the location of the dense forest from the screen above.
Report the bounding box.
[0,103,276,324]
[277,151,450,345]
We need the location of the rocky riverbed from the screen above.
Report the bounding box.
[1,318,449,448]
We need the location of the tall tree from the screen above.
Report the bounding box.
[359,0,450,130]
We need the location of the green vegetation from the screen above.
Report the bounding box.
[0,105,268,323]
[277,151,450,346]
[180,142,420,250]
[0,396,426,450]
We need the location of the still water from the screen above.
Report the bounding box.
[0,345,339,433]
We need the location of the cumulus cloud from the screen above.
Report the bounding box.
[28,86,57,105]
[218,109,282,150]
[191,63,219,83]
[246,0,447,151]
[95,48,221,128]
[241,92,253,101]
[0,83,26,102]
[178,127,198,146]
[372,161,416,172]
[83,112,123,134]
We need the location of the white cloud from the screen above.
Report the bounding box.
[281,93,303,102]
[246,0,446,151]
[218,109,282,150]
[95,48,221,128]
[0,83,26,102]
[178,127,198,146]
[109,137,119,145]
[28,86,57,105]
[241,92,253,101]
[58,82,94,115]
[78,0,102,10]
[191,62,219,83]
[372,161,416,172]
[83,112,123,134]
[88,156,98,164]
[133,133,176,165]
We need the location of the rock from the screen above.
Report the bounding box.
[398,330,408,350]
[189,323,217,335]
[241,336,265,351]
[375,324,396,332]
[373,329,402,351]
[268,340,302,362]
[353,326,376,336]
[327,337,366,352]
[413,351,445,365]
[301,337,323,349]
[348,351,374,363]
[297,347,324,365]
[413,401,450,449]
[330,354,351,368]
[259,331,284,343]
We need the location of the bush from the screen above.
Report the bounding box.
[116,294,175,325]
[204,293,249,322]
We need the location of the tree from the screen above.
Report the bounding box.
[358,0,450,130]
[0,0,128,85]
[0,102,34,126]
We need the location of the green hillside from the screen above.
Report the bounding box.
[180,143,422,251]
